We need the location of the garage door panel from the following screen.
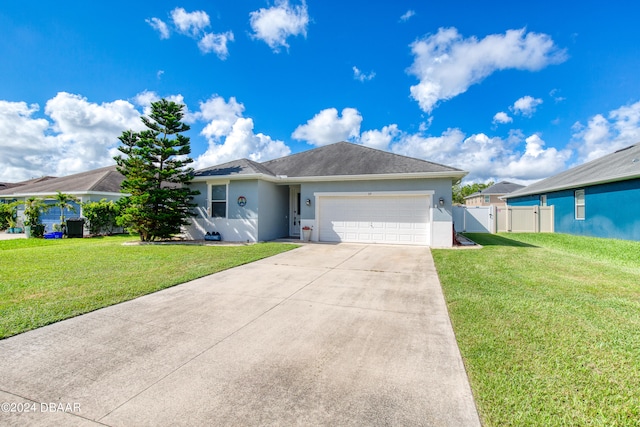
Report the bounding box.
[319,195,430,245]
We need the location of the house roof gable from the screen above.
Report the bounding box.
[505,143,640,198]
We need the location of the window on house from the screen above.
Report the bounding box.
[540,195,547,206]
[484,195,490,203]
[211,184,227,218]
[575,190,585,220]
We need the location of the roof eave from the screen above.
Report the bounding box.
[0,191,127,198]
[191,170,468,183]
[190,173,279,183]
[503,173,640,199]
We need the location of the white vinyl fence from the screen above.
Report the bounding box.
[453,206,494,233]
[454,205,555,234]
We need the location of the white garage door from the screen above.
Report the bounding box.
[318,195,430,245]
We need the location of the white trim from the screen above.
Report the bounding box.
[191,174,278,183]
[191,171,467,184]
[287,172,466,182]
[209,182,229,219]
[574,189,585,220]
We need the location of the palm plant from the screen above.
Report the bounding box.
[23,196,47,237]
[51,192,80,229]
[0,201,21,231]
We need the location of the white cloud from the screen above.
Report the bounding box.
[146,17,170,39]
[133,90,159,114]
[0,92,296,181]
[571,101,640,163]
[512,95,543,117]
[407,27,567,113]
[366,127,569,182]
[400,10,416,22]
[292,108,363,146]
[549,88,566,102]
[198,31,234,59]
[353,66,375,82]
[493,111,513,124]
[171,7,210,37]
[194,96,290,168]
[419,118,433,132]
[0,101,56,181]
[391,129,504,180]
[148,8,233,58]
[0,93,144,181]
[249,0,309,52]
[44,93,144,175]
[360,125,400,151]
[501,134,571,178]
[197,95,245,139]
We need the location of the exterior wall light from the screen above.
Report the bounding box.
[438,197,445,207]
[305,198,311,206]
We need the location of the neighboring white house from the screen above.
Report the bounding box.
[0,166,125,231]
[185,142,467,247]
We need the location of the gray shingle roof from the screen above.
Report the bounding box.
[194,158,276,178]
[194,142,466,179]
[477,181,525,196]
[505,143,640,199]
[0,166,124,196]
[263,142,463,176]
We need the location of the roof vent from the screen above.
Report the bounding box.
[633,158,639,163]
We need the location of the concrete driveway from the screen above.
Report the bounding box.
[0,244,480,426]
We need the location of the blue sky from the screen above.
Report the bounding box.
[1,0,640,183]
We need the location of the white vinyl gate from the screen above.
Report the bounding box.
[453,206,494,233]
[496,205,554,233]
[454,205,555,234]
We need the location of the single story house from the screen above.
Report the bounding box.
[0,165,125,232]
[186,142,467,247]
[464,181,525,207]
[503,143,640,241]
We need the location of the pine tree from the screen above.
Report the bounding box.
[114,99,199,241]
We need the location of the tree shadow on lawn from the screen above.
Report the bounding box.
[463,233,538,248]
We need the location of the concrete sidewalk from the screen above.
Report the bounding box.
[0,232,26,240]
[0,244,480,426]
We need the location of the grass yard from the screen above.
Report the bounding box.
[0,236,296,339]
[432,233,640,427]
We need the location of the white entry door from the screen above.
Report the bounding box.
[318,194,431,245]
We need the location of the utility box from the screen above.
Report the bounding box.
[66,218,85,238]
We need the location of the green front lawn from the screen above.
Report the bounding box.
[433,233,640,426]
[0,236,296,339]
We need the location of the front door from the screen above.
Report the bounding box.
[289,186,301,236]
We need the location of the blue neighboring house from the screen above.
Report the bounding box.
[503,143,640,241]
